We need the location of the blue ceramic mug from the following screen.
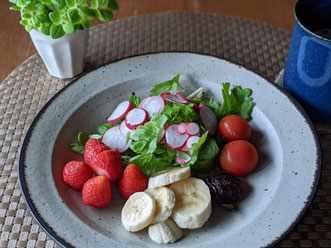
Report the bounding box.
[284,0,331,123]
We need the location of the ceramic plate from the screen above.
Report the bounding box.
[19,53,321,248]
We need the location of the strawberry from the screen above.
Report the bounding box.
[82,176,112,208]
[62,161,93,190]
[117,164,148,199]
[90,149,123,182]
[84,138,110,165]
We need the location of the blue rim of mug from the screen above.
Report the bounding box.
[294,0,331,42]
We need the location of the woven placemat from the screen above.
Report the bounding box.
[0,12,330,248]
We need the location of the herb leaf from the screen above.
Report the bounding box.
[150,74,182,96]
[10,0,119,39]
[97,120,122,135]
[219,83,255,120]
[77,131,89,145]
[50,23,65,38]
[129,95,142,108]
[162,103,200,124]
[70,143,85,155]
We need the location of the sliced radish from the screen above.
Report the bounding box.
[186,135,200,149]
[157,127,165,144]
[139,96,166,118]
[120,121,136,138]
[107,101,133,124]
[175,92,194,103]
[177,122,189,134]
[199,104,218,135]
[175,151,191,165]
[180,144,189,153]
[185,122,200,136]
[125,108,148,130]
[193,104,200,112]
[160,91,171,98]
[102,125,130,153]
[163,95,189,104]
[165,124,189,150]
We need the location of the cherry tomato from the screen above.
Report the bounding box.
[218,115,251,142]
[219,140,258,175]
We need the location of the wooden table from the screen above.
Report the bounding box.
[0,0,297,83]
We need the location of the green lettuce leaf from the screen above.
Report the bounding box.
[162,103,200,124]
[129,95,142,108]
[128,152,175,177]
[130,114,168,154]
[150,74,182,96]
[187,133,208,166]
[219,83,255,120]
[191,137,219,171]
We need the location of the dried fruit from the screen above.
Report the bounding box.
[203,173,242,211]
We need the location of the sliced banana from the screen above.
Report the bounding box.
[148,167,191,189]
[145,187,176,224]
[148,218,183,244]
[121,192,156,232]
[170,177,211,229]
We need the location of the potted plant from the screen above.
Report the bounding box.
[9,0,119,78]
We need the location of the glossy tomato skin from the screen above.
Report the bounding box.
[220,140,258,175]
[218,115,251,142]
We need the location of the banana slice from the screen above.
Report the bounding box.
[170,177,211,229]
[121,192,156,232]
[145,187,176,224]
[148,167,191,189]
[148,218,183,244]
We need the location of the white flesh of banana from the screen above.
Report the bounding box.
[170,177,211,229]
[148,167,191,189]
[121,192,156,232]
[145,187,176,224]
[148,218,183,244]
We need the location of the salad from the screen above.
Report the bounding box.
[62,74,258,244]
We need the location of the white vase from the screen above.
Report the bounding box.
[29,29,88,79]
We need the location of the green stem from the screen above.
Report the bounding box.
[187,87,204,100]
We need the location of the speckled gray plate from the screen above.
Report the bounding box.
[19,53,321,248]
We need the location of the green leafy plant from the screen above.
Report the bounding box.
[9,0,119,39]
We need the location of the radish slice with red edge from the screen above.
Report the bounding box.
[165,124,189,150]
[175,151,191,165]
[102,125,130,152]
[175,92,194,103]
[120,121,135,138]
[160,91,171,98]
[199,104,218,134]
[107,101,133,124]
[193,104,200,112]
[139,96,166,118]
[163,95,189,104]
[180,144,189,153]
[125,108,148,130]
[186,135,200,149]
[177,122,189,134]
[185,122,200,136]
